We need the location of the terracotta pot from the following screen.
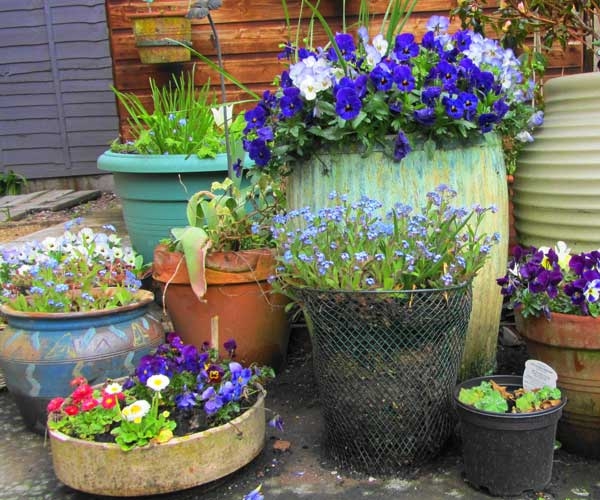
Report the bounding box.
[48,391,266,496]
[515,311,600,458]
[153,245,291,370]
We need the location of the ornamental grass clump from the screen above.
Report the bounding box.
[497,241,600,319]
[271,184,499,291]
[242,5,542,174]
[0,218,145,313]
[47,334,276,451]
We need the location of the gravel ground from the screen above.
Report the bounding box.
[0,192,120,243]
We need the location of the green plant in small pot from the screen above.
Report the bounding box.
[46,332,278,496]
[454,374,566,496]
[97,66,248,263]
[497,241,600,458]
[152,174,291,370]
[0,219,164,433]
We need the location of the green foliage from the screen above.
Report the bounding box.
[169,174,285,300]
[110,68,245,158]
[0,170,27,196]
[459,381,508,413]
[451,0,600,53]
[459,380,562,414]
[111,392,176,451]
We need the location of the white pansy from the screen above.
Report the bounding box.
[41,237,59,252]
[299,75,318,100]
[372,34,388,56]
[78,227,95,244]
[554,241,571,269]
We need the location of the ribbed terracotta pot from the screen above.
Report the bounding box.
[514,72,600,252]
[48,391,266,496]
[515,311,600,458]
[287,134,508,379]
[153,245,291,370]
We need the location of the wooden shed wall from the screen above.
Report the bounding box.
[0,0,119,180]
[106,0,584,140]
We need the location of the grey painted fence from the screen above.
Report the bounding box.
[0,0,118,180]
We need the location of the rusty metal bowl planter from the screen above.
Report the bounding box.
[48,389,266,496]
[515,311,600,458]
[129,11,191,64]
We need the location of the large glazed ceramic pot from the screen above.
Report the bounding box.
[515,311,600,458]
[153,245,290,371]
[0,290,164,433]
[513,72,600,252]
[48,390,266,496]
[287,134,507,379]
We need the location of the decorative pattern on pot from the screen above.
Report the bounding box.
[0,290,164,434]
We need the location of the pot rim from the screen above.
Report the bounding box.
[289,281,471,295]
[0,289,155,319]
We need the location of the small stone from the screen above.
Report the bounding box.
[499,326,524,346]
[273,439,291,452]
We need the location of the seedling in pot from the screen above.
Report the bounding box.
[458,379,562,414]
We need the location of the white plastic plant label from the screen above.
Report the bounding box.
[523,359,558,391]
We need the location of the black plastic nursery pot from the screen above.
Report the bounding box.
[454,375,566,497]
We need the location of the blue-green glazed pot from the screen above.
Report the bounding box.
[0,290,164,434]
[98,151,248,262]
[287,134,508,379]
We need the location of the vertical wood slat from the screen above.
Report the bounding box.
[43,1,71,171]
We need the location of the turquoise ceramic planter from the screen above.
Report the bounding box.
[98,151,233,262]
[0,290,164,434]
[287,134,508,378]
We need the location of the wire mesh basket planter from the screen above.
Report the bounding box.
[294,283,472,474]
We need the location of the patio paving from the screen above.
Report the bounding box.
[0,205,599,500]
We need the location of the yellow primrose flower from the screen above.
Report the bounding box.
[146,374,170,392]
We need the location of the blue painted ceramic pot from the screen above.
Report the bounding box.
[0,289,164,433]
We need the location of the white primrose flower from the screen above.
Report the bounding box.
[104,382,123,395]
[122,400,151,422]
[147,374,170,392]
